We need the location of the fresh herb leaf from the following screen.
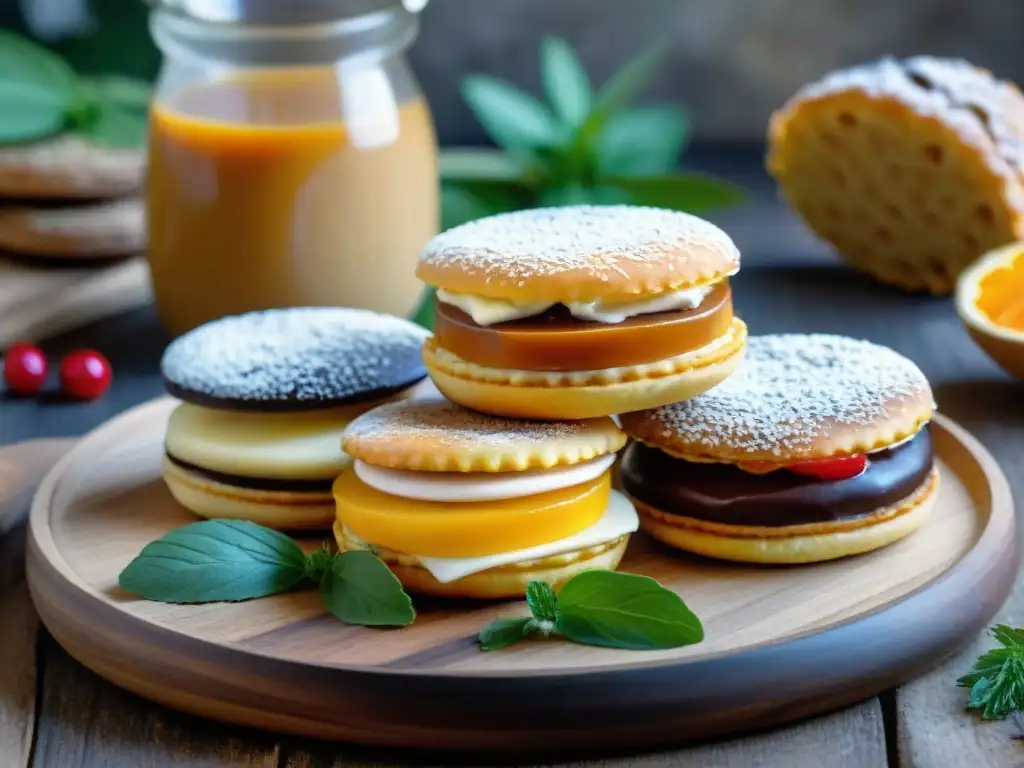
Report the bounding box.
[957,626,1024,720]
[445,37,744,227]
[477,570,704,652]
[969,677,992,709]
[612,173,745,213]
[118,520,308,603]
[303,544,335,583]
[81,75,151,114]
[320,550,415,627]
[596,105,690,176]
[478,616,538,651]
[440,148,530,183]
[993,625,1024,649]
[441,180,529,230]
[555,570,704,650]
[579,41,668,142]
[410,288,436,330]
[541,37,592,131]
[461,75,559,151]
[0,30,81,143]
[526,581,558,622]
[76,100,147,148]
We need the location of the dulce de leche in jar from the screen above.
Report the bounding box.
[146,0,439,336]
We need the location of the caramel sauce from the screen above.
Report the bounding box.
[433,282,733,371]
[147,69,438,336]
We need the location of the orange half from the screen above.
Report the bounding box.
[956,242,1024,379]
[333,469,610,558]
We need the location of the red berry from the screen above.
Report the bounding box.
[3,341,47,395]
[787,454,868,480]
[60,349,112,400]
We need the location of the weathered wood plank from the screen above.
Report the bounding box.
[897,380,1024,767]
[32,634,283,768]
[0,438,73,587]
[283,699,886,768]
[0,583,38,768]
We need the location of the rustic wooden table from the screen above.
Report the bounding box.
[2,154,1023,766]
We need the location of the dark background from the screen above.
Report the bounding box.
[4,0,1024,146]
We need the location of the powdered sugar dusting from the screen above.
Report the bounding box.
[345,397,589,447]
[161,308,429,405]
[638,334,931,455]
[420,205,739,282]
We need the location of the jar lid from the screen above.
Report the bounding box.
[154,0,426,25]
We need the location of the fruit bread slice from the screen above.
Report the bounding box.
[767,56,1024,294]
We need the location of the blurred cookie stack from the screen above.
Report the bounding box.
[0,135,145,263]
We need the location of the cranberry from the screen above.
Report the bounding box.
[787,454,868,480]
[60,349,112,400]
[3,341,48,396]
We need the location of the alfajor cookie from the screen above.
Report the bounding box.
[334,397,638,598]
[160,307,429,530]
[619,334,938,564]
[768,56,1024,294]
[0,198,144,258]
[416,205,747,420]
[0,135,144,199]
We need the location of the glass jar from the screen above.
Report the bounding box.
[146,0,438,337]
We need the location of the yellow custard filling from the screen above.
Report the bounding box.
[333,469,610,557]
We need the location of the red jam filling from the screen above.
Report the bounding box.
[738,454,869,480]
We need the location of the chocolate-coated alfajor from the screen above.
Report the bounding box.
[159,307,429,530]
[619,334,938,564]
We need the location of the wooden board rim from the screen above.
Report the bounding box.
[24,397,1021,750]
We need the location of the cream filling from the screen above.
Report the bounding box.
[437,283,715,326]
[354,453,616,502]
[165,402,372,481]
[412,491,639,583]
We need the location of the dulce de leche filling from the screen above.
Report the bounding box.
[620,428,934,527]
[434,281,733,372]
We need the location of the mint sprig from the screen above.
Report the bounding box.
[957,625,1024,720]
[0,30,150,147]
[478,570,704,652]
[118,520,415,628]
[442,36,743,230]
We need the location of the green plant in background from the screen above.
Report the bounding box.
[0,30,149,146]
[411,37,745,328]
[441,37,744,227]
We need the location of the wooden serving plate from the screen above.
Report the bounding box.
[26,397,1018,753]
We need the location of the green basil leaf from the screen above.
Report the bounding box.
[440,147,531,182]
[596,105,690,176]
[478,617,537,651]
[541,37,592,131]
[578,42,667,142]
[611,173,745,213]
[75,101,147,148]
[538,184,630,207]
[81,75,151,114]
[461,75,559,151]
[118,520,308,603]
[993,625,1024,649]
[525,581,558,622]
[320,550,415,627]
[0,30,81,143]
[554,570,703,650]
[410,288,436,331]
[442,180,531,230]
